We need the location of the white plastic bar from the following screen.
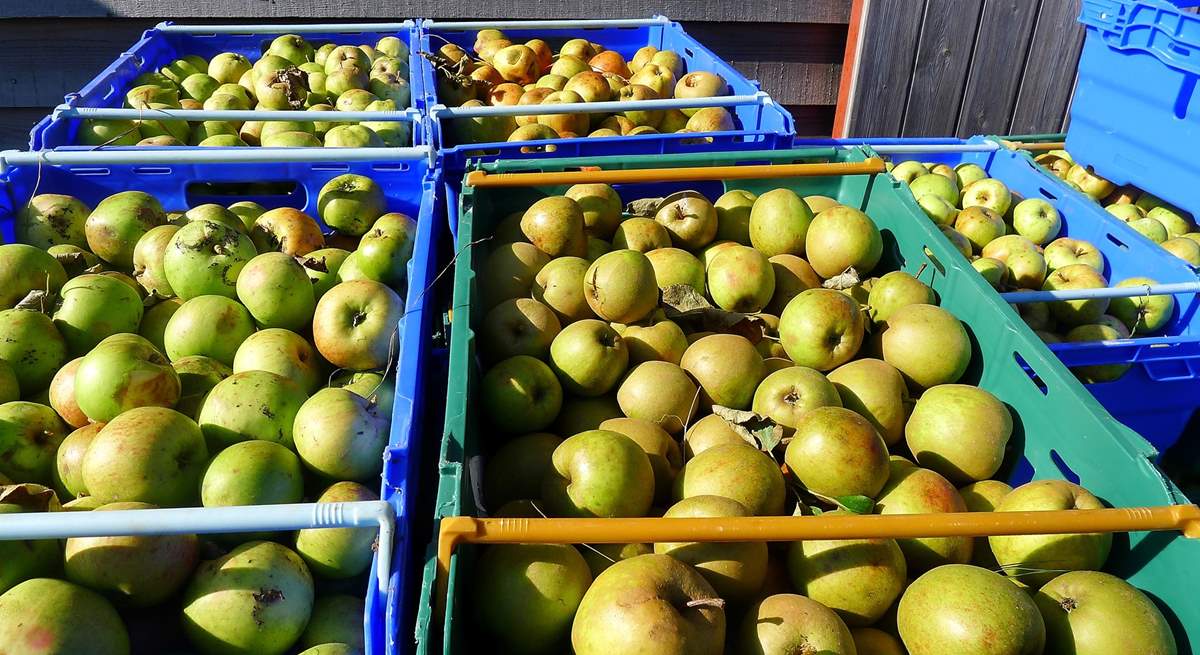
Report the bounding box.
[433,94,763,119]
[0,146,431,171]
[860,142,1002,154]
[1001,281,1200,303]
[57,106,419,123]
[156,21,414,33]
[423,17,668,30]
[0,501,395,592]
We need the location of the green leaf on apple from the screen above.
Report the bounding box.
[709,405,783,452]
[806,490,874,515]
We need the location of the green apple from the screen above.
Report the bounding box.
[680,334,765,410]
[714,189,757,244]
[1006,249,1049,289]
[542,430,654,518]
[909,173,958,206]
[645,247,706,294]
[890,160,928,184]
[1162,236,1200,265]
[749,188,813,257]
[972,257,1007,288]
[164,295,256,366]
[480,298,561,362]
[615,361,698,435]
[584,249,659,324]
[75,334,180,423]
[474,543,592,653]
[83,406,207,506]
[1105,203,1145,222]
[878,303,971,390]
[954,163,988,190]
[601,417,682,505]
[788,509,906,627]
[739,593,855,655]
[612,217,672,252]
[1109,276,1174,334]
[867,270,935,323]
[989,480,1112,587]
[548,319,628,396]
[572,554,724,655]
[954,206,1006,253]
[481,355,562,434]
[654,495,767,604]
[480,242,551,309]
[785,406,889,498]
[1066,164,1114,200]
[805,205,883,279]
[875,457,972,571]
[751,365,841,434]
[532,256,593,323]
[1034,571,1176,655]
[707,244,775,312]
[1129,217,1168,243]
[898,564,1045,654]
[961,178,1013,216]
[1012,198,1061,245]
[613,317,688,365]
[1043,264,1109,326]
[675,443,786,516]
[1044,237,1104,271]
[779,289,865,371]
[906,384,1011,483]
[916,194,958,227]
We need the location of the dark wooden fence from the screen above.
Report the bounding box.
[847,0,1085,137]
[0,0,1085,150]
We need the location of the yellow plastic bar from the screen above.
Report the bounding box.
[1002,140,1068,152]
[434,506,1200,617]
[463,157,888,188]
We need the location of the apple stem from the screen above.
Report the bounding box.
[686,598,726,609]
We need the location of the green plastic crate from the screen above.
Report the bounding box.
[413,147,1198,655]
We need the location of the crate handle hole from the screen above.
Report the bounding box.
[1049,449,1082,484]
[1038,187,1058,201]
[1105,232,1129,250]
[185,181,301,201]
[1013,351,1049,395]
[1174,75,1197,120]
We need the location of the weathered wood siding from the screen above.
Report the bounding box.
[0,4,850,149]
[847,0,1085,137]
[0,1,1087,149]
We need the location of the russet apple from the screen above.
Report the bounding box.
[681,334,765,410]
[875,457,973,571]
[548,319,628,396]
[654,495,767,604]
[779,289,865,371]
[989,480,1112,587]
[675,443,786,516]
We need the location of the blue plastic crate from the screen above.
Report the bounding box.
[871,135,1200,451]
[417,17,795,178]
[29,20,427,150]
[0,150,440,655]
[1068,0,1200,212]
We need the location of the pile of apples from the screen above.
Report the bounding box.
[79,33,411,148]
[0,174,417,654]
[1034,150,1200,266]
[896,159,1179,383]
[429,29,734,144]
[465,183,1177,654]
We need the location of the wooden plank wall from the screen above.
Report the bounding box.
[0,3,851,149]
[848,0,1086,138]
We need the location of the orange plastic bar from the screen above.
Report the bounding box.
[463,157,887,188]
[434,505,1199,617]
[1002,140,1067,152]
